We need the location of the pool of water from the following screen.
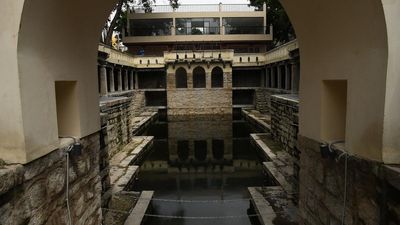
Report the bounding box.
[134,116,265,225]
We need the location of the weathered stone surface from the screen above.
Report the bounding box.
[0,132,102,225]
[297,135,400,225]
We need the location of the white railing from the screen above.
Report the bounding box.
[132,4,262,13]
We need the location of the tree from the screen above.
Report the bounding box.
[102,0,179,46]
[249,0,296,47]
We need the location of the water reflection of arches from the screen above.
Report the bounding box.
[177,140,189,161]
[212,139,224,160]
[175,67,187,88]
[193,66,206,88]
[211,66,224,88]
[194,140,207,161]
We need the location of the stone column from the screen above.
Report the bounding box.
[260,69,266,87]
[187,72,193,89]
[285,63,291,90]
[277,64,283,89]
[129,70,134,90]
[124,69,129,91]
[206,70,212,89]
[117,68,122,91]
[99,64,108,96]
[271,66,276,88]
[109,66,115,92]
[134,71,139,89]
[291,61,300,93]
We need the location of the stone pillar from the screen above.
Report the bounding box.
[134,71,139,89]
[99,64,108,96]
[129,70,134,90]
[109,66,115,92]
[285,63,291,90]
[117,68,122,91]
[277,64,283,89]
[271,66,276,88]
[260,69,266,87]
[187,72,193,89]
[124,69,129,91]
[206,70,212,89]
[291,61,300,93]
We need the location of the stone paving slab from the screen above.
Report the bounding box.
[248,187,276,225]
[242,109,271,132]
[124,191,154,225]
[249,186,298,225]
[251,133,295,195]
[109,136,154,193]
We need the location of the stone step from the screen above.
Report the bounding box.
[124,191,154,225]
[263,162,293,194]
[248,187,276,225]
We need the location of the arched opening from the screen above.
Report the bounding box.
[192,66,206,88]
[194,140,207,161]
[212,139,224,160]
[175,67,188,88]
[1,1,400,225]
[211,66,224,88]
[177,140,189,161]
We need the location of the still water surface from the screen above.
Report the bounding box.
[135,117,265,225]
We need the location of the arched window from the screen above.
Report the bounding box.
[194,140,207,161]
[193,67,206,88]
[177,140,189,161]
[175,67,187,88]
[211,67,224,88]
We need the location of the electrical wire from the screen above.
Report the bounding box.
[341,153,348,225]
[102,207,294,219]
[65,145,73,225]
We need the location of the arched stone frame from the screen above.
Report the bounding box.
[192,66,206,88]
[175,67,188,88]
[0,0,398,165]
[211,66,224,88]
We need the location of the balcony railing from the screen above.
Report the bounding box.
[127,26,271,37]
[132,4,262,13]
[175,26,220,35]
[130,27,171,36]
[225,26,269,35]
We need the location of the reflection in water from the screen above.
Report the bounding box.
[136,117,264,225]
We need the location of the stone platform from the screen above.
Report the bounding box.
[248,186,298,225]
[242,109,271,132]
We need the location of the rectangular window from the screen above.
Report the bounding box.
[176,18,220,35]
[55,81,80,137]
[321,80,347,141]
[130,19,173,36]
[223,17,264,34]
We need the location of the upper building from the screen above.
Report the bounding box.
[123,3,272,56]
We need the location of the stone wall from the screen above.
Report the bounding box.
[167,89,232,120]
[270,95,299,159]
[166,63,232,121]
[100,90,146,159]
[0,133,102,225]
[298,135,400,225]
[254,88,291,114]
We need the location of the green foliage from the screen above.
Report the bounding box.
[249,0,296,47]
[103,0,179,45]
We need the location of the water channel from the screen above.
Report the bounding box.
[134,115,265,225]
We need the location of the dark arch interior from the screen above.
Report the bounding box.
[193,67,206,88]
[211,66,224,88]
[175,67,188,88]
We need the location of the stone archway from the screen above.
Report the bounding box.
[1,0,400,224]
